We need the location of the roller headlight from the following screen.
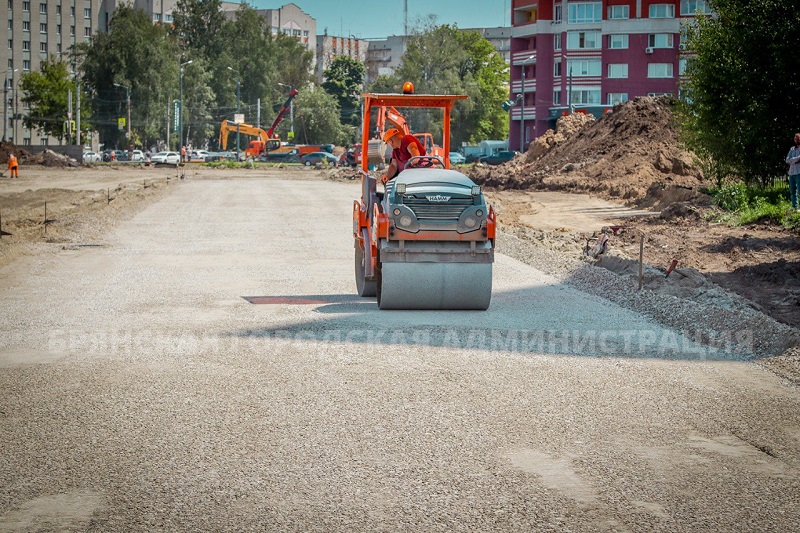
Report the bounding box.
[476,209,483,217]
[395,183,407,195]
[464,216,477,228]
[399,215,413,228]
[393,208,401,215]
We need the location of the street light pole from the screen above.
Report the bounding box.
[3,69,18,142]
[113,83,131,152]
[227,66,241,154]
[179,60,193,153]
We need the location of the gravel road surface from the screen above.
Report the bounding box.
[1,176,799,531]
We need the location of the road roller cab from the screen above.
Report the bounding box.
[353,90,496,310]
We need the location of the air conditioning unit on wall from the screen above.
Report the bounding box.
[645,47,654,54]
[678,44,687,51]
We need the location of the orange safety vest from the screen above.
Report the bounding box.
[8,155,18,169]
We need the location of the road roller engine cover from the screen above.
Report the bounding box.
[353,89,496,310]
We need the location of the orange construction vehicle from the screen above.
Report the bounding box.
[353,86,496,309]
[218,88,299,158]
[218,121,280,158]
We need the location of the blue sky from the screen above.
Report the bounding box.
[248,0,510,40]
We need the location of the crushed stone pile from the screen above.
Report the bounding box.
[27,149,79,167]
[468,96,710,209]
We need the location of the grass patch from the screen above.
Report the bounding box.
[704,181,800,229]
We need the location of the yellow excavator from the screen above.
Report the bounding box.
[218,88,299,159]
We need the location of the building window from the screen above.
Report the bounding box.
[567,59,602,76]
[84,7,90,18]
[649,4,675,18]
[648,34,674,48]
[566,31,601,50]
[554,33,562,51]
[607,63,628,78]
[40,41,47,52]
[303,30,309,37]
[40,23,47,33]
[608,5,629,19]
[553,89,561,105]
[57,23,60,34]
[648,63,674,77]
[84,26,90,36]
[164,14,173,23]
[608,92,628,105]
[679,58,688,75]
[554,3,563,22]
[153,14,161,22]
[554,61,562,77]
[39,2,46,13]
[22,40,30,50]
[56,43,61,52]
[8,0,11,10]
[23,21,30,31]
[7,39,11,49]
[680,0,710,15]
[608,34,628,49]
[70,6,74,16]
[568,2,602,23]
[7,20,11,30]
[23,1,30,12]
[23,59,31,70]
[570,88,601,104]
[70,25,74,35]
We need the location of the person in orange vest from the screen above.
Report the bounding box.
[180,145,187,163]
[7,153,19,178]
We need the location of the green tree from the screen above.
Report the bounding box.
[293,85,349,145]
[171,0,227,60]
[322,56,365,125]
[679,0,800,185]
[370,23,509,147]
[19,56,90,141]
[180,60,216,148]
[79,5,178,148]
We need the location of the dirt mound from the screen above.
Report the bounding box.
[468,96,710,207]
[0,141,32,164]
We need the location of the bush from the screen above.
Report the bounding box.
[706,181,799,229]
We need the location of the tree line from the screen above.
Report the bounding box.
[18,0,510,152]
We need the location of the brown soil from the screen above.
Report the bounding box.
[465,96,800,332]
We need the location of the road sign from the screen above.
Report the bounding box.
[118,117,126,130]
[234,113,245,125]
[173,101,180,132]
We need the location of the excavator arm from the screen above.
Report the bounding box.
[218,120,271,150]
[266,89,299,139]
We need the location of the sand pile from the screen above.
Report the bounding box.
[0,141,32,164]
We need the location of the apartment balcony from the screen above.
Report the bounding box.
[510,107,536,121]
[511,80,536,94]
[512,50,536,65]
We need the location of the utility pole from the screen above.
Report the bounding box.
[257,98,261,130]
[179,60,193,154]
[67,89,72,145]
[113,83,131,152]
[520,65,525,153]
[76,80,81,146]
[227,66,241,154]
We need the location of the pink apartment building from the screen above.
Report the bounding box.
[509,0,710,151]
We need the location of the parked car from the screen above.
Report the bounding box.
[82,151,102,163]
[478,150,520,166]
[150,151,181,165]
[204,152,228,162]
[259,149,300,163]
[190,150,211,162]
[102,149,129,162]
[301,151,339,167]
[131,150,145,162]
[449,152,466,165]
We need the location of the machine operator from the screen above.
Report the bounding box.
[379,128,426,184]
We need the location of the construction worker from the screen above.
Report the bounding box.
[180,145,187,164]
[7,153,19,178]
[380,128,426,184]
